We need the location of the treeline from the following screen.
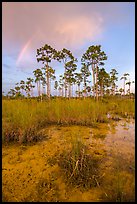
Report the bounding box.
[6,44,134,100]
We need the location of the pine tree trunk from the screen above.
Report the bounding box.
[49,75,51,98]
[101,82,103,98]
[69,84,71,99]
[59,89,61,96]
[96,65,98,101]
[114,84,115,95]
[39,81,41,97]
[78,84,80,98]
[64,68,67,98]
[42,85,44,96]
[62,86,64,97]
[31,88,33,97]
[36,82,39,96]
[71,84,73,97]
[124,79,125,96]
[84,78,86,99]
[46,63,50,98]
[44,85,46,95]
[41,85,44,101]
[92,63,95,99]
[56,89,58,97]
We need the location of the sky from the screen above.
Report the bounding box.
[2,2,135,95]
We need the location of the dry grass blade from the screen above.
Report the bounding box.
[69,160,79,179]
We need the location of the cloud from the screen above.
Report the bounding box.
[54,15,103,48]
[3,2,133,58]
[2,2,134,47]
[2,3,104,54]
[2,2,105,69]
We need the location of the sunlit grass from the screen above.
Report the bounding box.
[2,97,135,143]
[48,136,102,189]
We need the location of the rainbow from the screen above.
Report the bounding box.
[16,30,42,66]
[16,38,32,66]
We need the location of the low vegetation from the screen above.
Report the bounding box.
[57,138,102,189]
[2,124,135,202]
[2,96,134,144]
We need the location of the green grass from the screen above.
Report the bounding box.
[2,97,135,143]
[101,155,135,202]
[48,136,102,189]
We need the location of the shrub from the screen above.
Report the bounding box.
[57,138,102,189]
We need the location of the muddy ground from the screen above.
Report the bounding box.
[2,119,135,202]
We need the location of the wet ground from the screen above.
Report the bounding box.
[2,119,135,202]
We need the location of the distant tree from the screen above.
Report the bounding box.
[25,85,31,98]
[41,76,47,95]
[26,77,35,97]
[126,80,135,97]
[48,66,56,96]
[120,73,129,96]
[97,67,110,97]
[80,63,91,98]
[33,68,43,97]
[14,83,23,98]
[115,85,119,95]
[119,88,124,96]
[36,44,60,98]
[59,48,77,97]
[110,68,118,95]
[81,45,107,100]
[58,75,64,97]
[20,80,25,95]
[74,72,83,97]
[14,85,20,94]
[8,88,16,98]
[54,80,58,96]
[65,60,77,98]
[86,86,91,97]
[126,80,131,95]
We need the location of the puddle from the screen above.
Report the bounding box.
[2,119,135,202]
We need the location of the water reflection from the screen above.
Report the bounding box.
[98,119,135,202]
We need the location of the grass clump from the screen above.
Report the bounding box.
[57,137,101,189]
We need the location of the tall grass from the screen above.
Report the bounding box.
[2,97,135,143]
[59,145,100,188]
[48,136,102,189]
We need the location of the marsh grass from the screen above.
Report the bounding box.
[36,177,60,202]
[102,170,135,202]
[2,97,135,144]
[56,137,102,189]
[101,154,135,202]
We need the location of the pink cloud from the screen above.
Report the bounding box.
[55,15,103,48]
[2,2,134,70]
[2,2,104,51]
